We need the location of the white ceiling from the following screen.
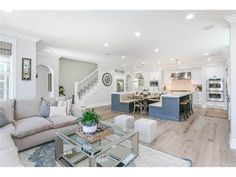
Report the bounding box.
[0,10,235,68]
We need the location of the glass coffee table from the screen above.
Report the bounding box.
[55,121,139,167]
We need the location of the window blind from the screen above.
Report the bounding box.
[0,41,12,56]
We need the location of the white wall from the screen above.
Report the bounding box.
[226,15,236,149]
[37,53,59,97]
[15,39,37,99]
[85,64,132,107]
[36,65,50,97]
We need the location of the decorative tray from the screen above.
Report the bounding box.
[76,124,113,143]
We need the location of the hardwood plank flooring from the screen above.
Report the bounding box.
[94,106,236,167]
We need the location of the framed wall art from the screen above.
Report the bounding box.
[102,73,112,87]
[22,58,31,80]
[116,79,124,92]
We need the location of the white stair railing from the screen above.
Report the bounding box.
[74,69,98,103]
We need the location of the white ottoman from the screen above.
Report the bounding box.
[114,114,134,129]
[134,118,158,143]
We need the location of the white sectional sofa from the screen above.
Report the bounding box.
[0,97,82,166]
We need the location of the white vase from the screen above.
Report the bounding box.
[83,124,97,134]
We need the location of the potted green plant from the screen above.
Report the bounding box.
[77,109,101,133]
[59,85,66,96]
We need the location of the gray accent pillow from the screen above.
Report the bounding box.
[42,97,57,106]
[0,108,9,127]
[36,100,50,118]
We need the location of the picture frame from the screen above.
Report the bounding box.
[22,58,31,80]
[116,79,124,92]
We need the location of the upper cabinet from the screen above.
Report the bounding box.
[206,66,226,79]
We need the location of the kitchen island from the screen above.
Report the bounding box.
[111,92,160,113]
[149,92,193,121]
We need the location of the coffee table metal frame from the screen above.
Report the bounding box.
[55,121,139,167]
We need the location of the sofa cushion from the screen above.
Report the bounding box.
[0,123,16,137]
[0,99,14,123]
[0,133,16,151]
[47,116,77,129]
[15,98,41,120]
[14,117,53,138]
[0,147,23,167]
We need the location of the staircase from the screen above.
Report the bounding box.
[74,69,98,106]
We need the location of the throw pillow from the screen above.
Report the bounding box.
[57,100,67,107]
[50,106,67,117]
[0,108,9,127]
[42,97,57,106]
[36,100,50,118]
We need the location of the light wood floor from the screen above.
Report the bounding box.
[94,106,236,167]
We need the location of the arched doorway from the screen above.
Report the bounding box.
[126,74,132,92]
[134,72,145,91]
[36,64,54,97]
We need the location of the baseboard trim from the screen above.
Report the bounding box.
[229,135,236,149]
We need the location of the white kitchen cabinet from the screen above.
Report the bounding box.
[193,91,203,107]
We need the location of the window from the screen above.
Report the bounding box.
[0,40,12,100]
[0,55,10,100]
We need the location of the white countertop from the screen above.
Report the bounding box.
[149,101,162,107]
[161,92,193,98]
[111,92,134,95]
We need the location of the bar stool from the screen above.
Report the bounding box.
[185,99,193,117]
[180,101,189,120]
[133,98,146,115]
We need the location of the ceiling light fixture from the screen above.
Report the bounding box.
[142,62,145,65]
[122,65,126,67]
[157,61,161,64]
[186,13,195,20]
[154,49,159,52]
[121,56,126,59]
[170,58,175,61]
[204,52,209,56]
[134,32,141,37]
[207,58,212,61]
[104,43,109,47]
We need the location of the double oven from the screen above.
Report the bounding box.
[206,78,224,102]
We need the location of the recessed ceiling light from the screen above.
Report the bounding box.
[134,32,141,37]
[207,58,212,61]
[121,56,126,59]
[157,61,161,64]
[154,49,159,52]
[142,62,145,65]
[170,58,175,61]
[122,65,126,67]
[104,43,109,47]
[204,52,209,56]
[186,13,195,20]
